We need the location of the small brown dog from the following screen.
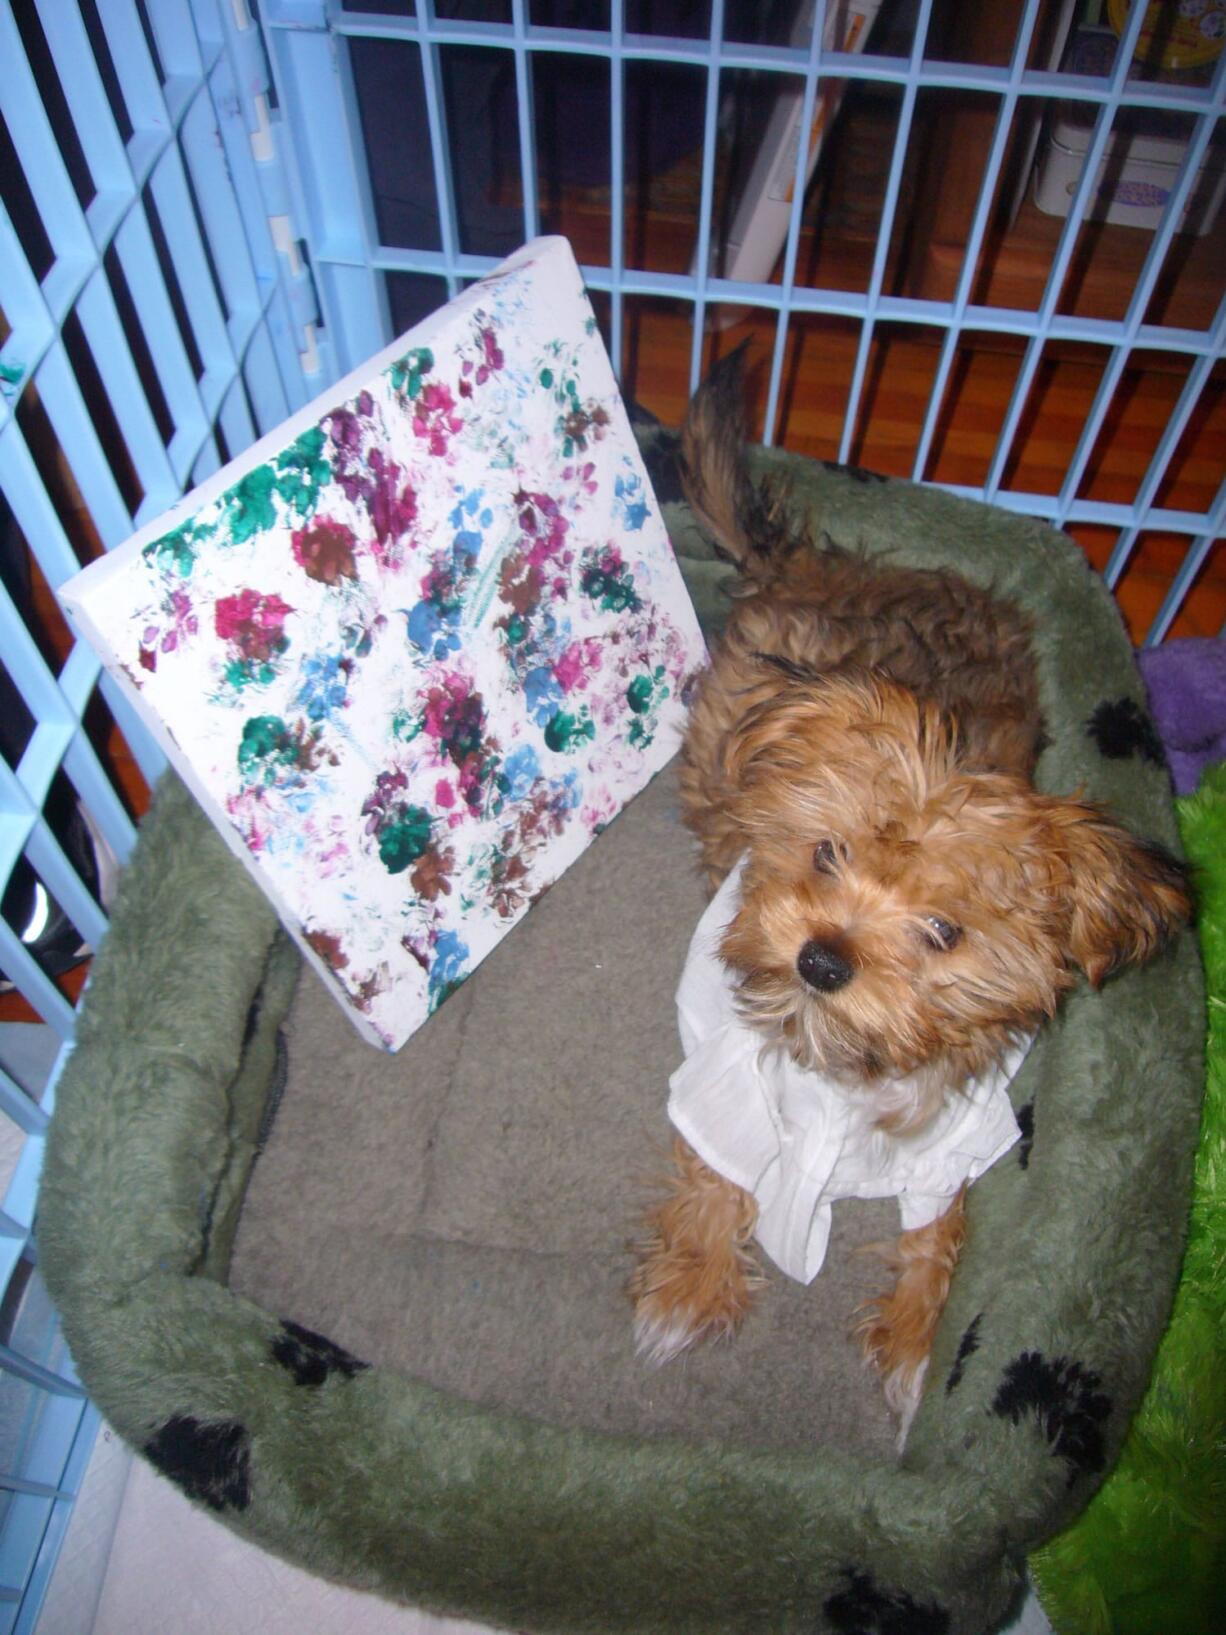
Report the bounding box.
[630,353,1191,1428]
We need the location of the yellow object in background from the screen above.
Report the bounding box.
[1107,0,1225,71]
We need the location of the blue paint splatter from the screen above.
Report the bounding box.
[523,665,563,727]
[296,652,348,722]
[403,529,482,660]
[428,929,470,1011]
[613,469,648,533]
[501,743,542,802]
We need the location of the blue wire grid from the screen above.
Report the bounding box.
[0,1,316,1626]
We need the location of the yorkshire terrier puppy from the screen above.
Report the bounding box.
[630,353,1191,1428]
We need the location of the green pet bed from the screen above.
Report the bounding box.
[40,438,1205,1635]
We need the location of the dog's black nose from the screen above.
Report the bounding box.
[797,939,854,992]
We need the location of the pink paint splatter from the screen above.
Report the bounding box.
[553,637,603,694]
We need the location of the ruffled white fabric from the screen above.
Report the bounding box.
[668,857,1030,1284]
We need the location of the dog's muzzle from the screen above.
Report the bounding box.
[797,939,854,993]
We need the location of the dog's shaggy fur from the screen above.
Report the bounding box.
[630,354,1192,1424]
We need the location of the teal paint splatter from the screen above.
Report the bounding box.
[390,708,421,743]
[389,347,434,400]
[625,665,670,749]
[149,427,327,577]
[626,674,653,714]
[274,426,331,521]
[225,656,278,691]
[361,769,434,875]
[224,465,279,544]
[377,807,433,875]
[544,709,596,754]
[237,715,306,785]
[580,547,639,614]
[144,518,211,579]
[538,343,611,457]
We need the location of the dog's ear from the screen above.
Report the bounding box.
[1046,802,1192,986]
[722,676,953,817]
[722,690,824,792]
[720,679,881,794]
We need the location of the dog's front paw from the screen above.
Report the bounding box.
[630,1135,763,1364]
[632,1293,705,1367]
[857,1299,933,1451]
[856,1188,966,1437]
[630,1243,756,1365]
[857,1299,931,1424]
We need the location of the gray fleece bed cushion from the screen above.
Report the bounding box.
[40,437,1204,1634]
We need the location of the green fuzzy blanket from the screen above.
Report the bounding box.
[38,446,1206,1635]
[1032,763,1226,1633]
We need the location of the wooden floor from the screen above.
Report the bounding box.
[548,133,1225,650]
[617,297,1226,647]
[3,135,1223,1025]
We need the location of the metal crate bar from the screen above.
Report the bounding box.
[686,0,727,390]
[982,0,1153,504]
[328,8,1222,116]
[609,0,626,374]
[337,244,1224,361]
[762,0,829,448]
[1145,478,1226,644]
[911,0,1046,485]
[1106,297,1226,593]
[835,0,935,465]
[415,2,464,302]
[1050,47,1226,533]
[510,0,541,245]
[0,4,318,1630]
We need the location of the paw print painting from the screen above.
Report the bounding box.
[61,238,708,1051]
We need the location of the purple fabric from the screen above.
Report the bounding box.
[1136,635,1226,796]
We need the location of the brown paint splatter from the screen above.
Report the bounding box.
[306,930,348,971]
[292,520,357,585]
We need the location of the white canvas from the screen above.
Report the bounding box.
[61,238,707,1050]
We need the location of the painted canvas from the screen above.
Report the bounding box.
[61,238,708,1050]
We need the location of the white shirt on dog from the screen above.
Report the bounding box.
[667,856,1029,1284]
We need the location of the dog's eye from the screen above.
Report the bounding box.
[921,915,962,952]
[813,840,839,874]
